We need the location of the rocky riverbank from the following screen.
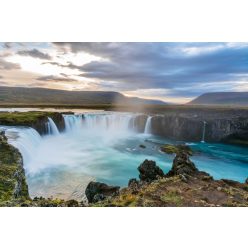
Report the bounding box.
[86,149,248,207]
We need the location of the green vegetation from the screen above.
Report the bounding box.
[160,144,193,155]
[0,133,29,203]
[0,111,46,124]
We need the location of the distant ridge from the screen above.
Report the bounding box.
[0,86,166,106]
[188,92,248,106]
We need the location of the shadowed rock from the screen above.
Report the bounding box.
[245,178,248,184]
[138,159,164,182]
[167,152,198,177]
[85,181,120,203]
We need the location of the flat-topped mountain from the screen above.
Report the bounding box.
[0,86,166,106]
[188,92,248,106]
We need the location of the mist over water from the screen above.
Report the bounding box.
[3,111,248,200]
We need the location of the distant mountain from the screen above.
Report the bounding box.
[188,92,248,106]
[0,86,166,106]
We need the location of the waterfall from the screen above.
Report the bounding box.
[82,113,135,132]
[47,117,60,135]
[201,121,207,143]
[63,114,83,132]
[144,116,152,134]
[5,127,42,166]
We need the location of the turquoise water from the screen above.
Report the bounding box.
[3,111,248,200]
[96,135,248,186]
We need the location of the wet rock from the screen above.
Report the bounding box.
[139,144,146,149]
[167,152,198,177]
[85,181,120,203]
[138,159,164,182]
[160,144,193,155]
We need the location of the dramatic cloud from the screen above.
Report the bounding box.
[0,58,20,70]
[17,49,52,60]
[1,42,248,103]
[54,43,248,94]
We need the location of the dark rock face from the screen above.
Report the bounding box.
[50,112,65,132]
[245,178,248,184]
[85,181,120,203]
[140,110,248,144]
[138,159,164,182]
[167,152,198,177]
[131,115,148,132]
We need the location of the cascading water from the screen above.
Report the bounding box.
[144,116,152,134]
[2,110,248,200]
[201,121,207,143]
[6,127,42,168]
[63,114,84,132]
[47,117,60,135]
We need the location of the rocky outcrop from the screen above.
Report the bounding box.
[160,144,193,155]
[85,181,120,203]
[166,152,198,177]
[90,155,248,207]
[31,112,65,135]
[138,159,164,182]
[0,131,29,202]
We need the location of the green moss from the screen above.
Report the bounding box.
[0,134,29,203]
[0,111,56,126]
[160,144,193,155]
[160,191,183,206]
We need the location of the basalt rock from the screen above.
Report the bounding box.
[138,159,164,182]
[132,115,148,133]
[85,181,120,203]
[167,151,198,177]
[144,110,248,145]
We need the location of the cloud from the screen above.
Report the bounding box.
[17,49,52,60]
[36,75,77,82]
[54,42,248,98]
[0,58,20,70]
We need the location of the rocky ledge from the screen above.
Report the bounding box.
[87,151,248,207]
[0,111,65,135]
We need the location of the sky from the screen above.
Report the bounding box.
[0,42,247,103]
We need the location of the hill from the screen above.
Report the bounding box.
[0,86,166,106]
[188,92,248,106]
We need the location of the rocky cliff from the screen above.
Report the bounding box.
[138,109,248,144]
[0,111,65,135]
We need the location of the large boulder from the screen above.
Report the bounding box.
[167,151,198,177]
[85,181,120,203]
[138,160,164,182]
[245,178,248,184]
